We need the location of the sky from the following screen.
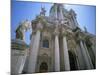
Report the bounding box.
[11,0,96,45]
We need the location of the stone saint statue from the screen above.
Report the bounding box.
[15,20,31,40]
[40,6,46,16]
[84,26,87,33]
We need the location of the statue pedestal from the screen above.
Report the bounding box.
[11,39,29,75]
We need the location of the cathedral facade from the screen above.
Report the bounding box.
[11,3,96,74]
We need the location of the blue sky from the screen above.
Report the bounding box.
[11,1,96,45]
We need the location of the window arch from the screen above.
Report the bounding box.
[42,39,49,48]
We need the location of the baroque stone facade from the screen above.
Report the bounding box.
[11,3,96,74]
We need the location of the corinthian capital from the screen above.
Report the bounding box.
[36,21,43,31]
[75,31,85,43]
[62,27,67,36]
[54,26,59,36]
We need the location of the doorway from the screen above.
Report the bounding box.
[39,62,48,73]
[68,51,78,70]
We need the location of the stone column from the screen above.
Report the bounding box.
[59,5,64,22]
[54,27,60,71]
[63,36,70,71]
[79,40,93,69]
[28,22,42,73]
[83,41,94,68]
[89,40,96,57]
[62,28,70,71]
[91,45,96,57]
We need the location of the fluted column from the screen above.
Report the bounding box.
[91,45,96,57]
[63,36,70,70]
[28,22,42,73]
[89,40,96,57]
[83,41,94,68]
[79,40,93,69]
[62,27,70,71]
[54,27,60,71]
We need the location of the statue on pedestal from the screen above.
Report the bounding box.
[15,20,31,41]
[84,26,87,33]
[40,6,46,16]
[16,25,23,40]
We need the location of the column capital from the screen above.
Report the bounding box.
[75,31,85,43]
[61,27,72,37]
[36,21,43,31]
[54,26,60,36]
[62,27,67,36]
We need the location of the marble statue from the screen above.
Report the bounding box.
[40,6,46,16]
[15,20,31,40]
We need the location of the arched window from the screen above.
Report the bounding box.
[43,39,49,48]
